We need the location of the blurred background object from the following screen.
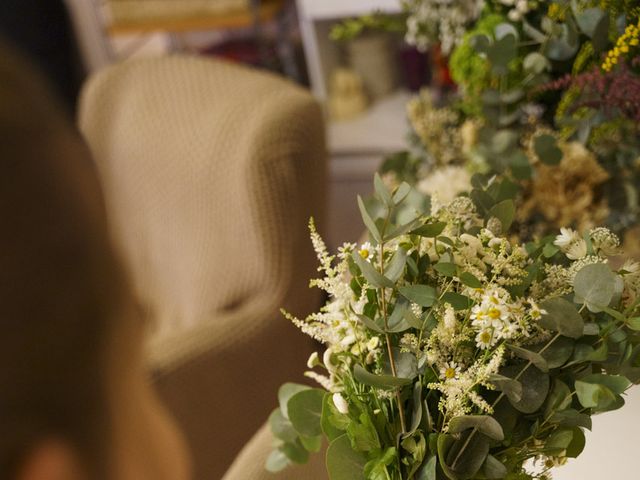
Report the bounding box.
[0,0,85,110]
[78,54,326,479]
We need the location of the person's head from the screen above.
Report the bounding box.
[0,43,191,480]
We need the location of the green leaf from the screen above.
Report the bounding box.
[446,431,490,479]
[265,449,290,472]
[287,389,326,437]
[357,195,381,243]
[442,292,473,310]
[488,373,523,403]
[507,345,549,373]
[398,284,437,307]
[533,134,563,165]
[300,435,323,452]
[488,200,515,232]
[540,297,585,339]
[269,408,298,443]
[416,454,437,480]
[482,454,508,479]
[448,415,504,441]
[460,272,483,288]
[434,262,457,277]
[545,428,574,455]
[437,434,460,480]
[393,182,412,205]
[385,247,407,283]
[357,313,385,333]
[537,336,574,368]
[321,394,346,440]
[628,317,640,331]
[347,413,380,451]
[545,379,573,417]
[383,348,418,379]
[408,381,423,435]
[387,301,411,333]
[573,263,617,312]
[326,435,367,480]
[549,409,592,430]
[572,4,606,37]
[278,383,310,419]
[353,364,412,389]
[352,251,394,289]
[575,380,617,410]
[374,173,393,206]
[523,52,550,74]
[502,364,550,414]
[280,439,310,464]
[411,222,447,237]
[566,427,586,458]
[579,374,630,395]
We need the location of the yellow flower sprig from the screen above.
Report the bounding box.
[602,19,640,71]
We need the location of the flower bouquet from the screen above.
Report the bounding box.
[378,1,640,241]
[267,177,640,479]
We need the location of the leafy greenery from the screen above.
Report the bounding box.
[268,178,639,479]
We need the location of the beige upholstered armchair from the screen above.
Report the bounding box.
[78,55,326,479]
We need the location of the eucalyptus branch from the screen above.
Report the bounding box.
[451,332,562,469]
[378,239,408,435]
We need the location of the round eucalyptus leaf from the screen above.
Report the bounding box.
[269,408,298,443]
[566,427,586,458]
[446,431,491,479]
[265,449,290,472]
[545,379,572,417]
[574,263,617,312]
[502,365,550,414]
[280,439,310,464]
[540,297,584,339]
[523,52,550,74]
[278,383,310,419]
[482,454,508,479]
[537,336,574,368]
[287,389,326,437]
[533,134,563,165]
[448,415,504,441]
[326,435,367,480]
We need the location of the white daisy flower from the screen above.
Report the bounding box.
[476,328,497,350]
[439,361,461,380]
[358,242,374,262]
[554,227,580,249]
[566,238,588,260]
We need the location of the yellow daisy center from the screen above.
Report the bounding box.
[359,249,370,259]
[488,308,501,320]
[480,331,492,343]
[445,367,456,379]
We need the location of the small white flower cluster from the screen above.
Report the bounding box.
[428,346,506,421]
[554,226,620,261]
[470,288,545,349]
[404,0,484,54]
[497,0,531,22]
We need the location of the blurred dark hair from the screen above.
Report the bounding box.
[0,41,123,478]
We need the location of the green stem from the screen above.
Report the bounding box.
[450,332,562,469]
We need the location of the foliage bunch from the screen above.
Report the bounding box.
[381,1,640,239]
[267,176,640,480]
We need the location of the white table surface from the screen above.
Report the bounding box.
[552,386,640,479]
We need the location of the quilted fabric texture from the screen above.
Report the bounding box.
[78,55,326,479]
